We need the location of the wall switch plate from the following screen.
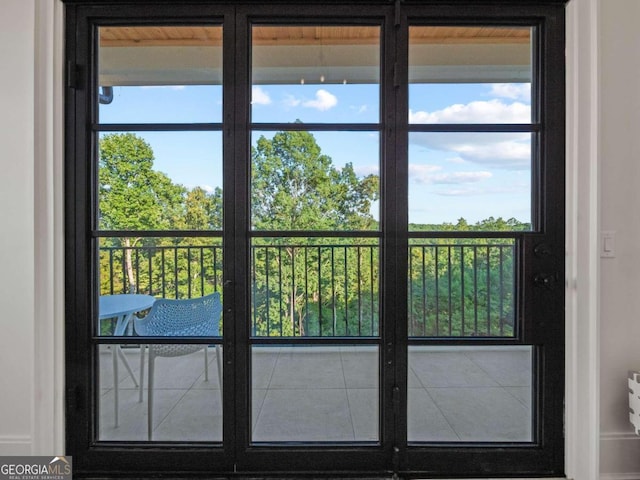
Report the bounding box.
[601,230,616,258]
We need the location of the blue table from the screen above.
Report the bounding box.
[99,294,155,427]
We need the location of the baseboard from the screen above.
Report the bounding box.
[0,435,32,455]
[600,474,640,480]
[601,431,640,480]
[601,431,640,441]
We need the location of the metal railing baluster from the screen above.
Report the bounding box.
[100,241,513,338]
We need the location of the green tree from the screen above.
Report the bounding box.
[251,129,379,231]
[250,129,380,335]
[182,186,222,231]
[99,133,186,292]
[175,186,223,298]
[407,216,525,338]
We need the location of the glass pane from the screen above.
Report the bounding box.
[98,131,223,232]
[98,344,223,441]
[251,238,379,338]
[251,131,380,231]
[252,345,379,442]
[97,232,224,440]
[408,238,516,338]
[409,26,532,124]
[251,25,380,123]
[408,346,532,442]
[408,132,532,229]
[98,236,223,335]
[98,26,223,123]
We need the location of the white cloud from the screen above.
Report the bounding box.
[408,164,442,184]
[353,164,380,177]
[454,140,531,168]
[436,184,528,197]
[409,99,530,124]
[409,164,492,185]
[411,132,531,170]
[489,83,531,101]
[302,89,338,111]
[251,86,271,105]
[283,94,301,108]
[436,187,481,196]
[430,171,492,184]
[447,156,467,164]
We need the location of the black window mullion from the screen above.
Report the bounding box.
[221,7,240,465]
[387,7,409,471]
[407,123,540,133]
[93,123,223,132]
[231,6,252,463]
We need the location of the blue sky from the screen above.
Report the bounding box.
[99,80,532,226]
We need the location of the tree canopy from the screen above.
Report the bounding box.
[251,130,379,231]
[98,131,523,338]
[99,133,187,231]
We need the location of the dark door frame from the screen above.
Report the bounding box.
[63,1,567,478]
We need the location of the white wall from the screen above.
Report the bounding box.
[0,0,63,456]
[599,0,640,477]
[4,0,640,478]
[0,0,35,455]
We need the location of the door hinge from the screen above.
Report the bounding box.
[66,61,80,89]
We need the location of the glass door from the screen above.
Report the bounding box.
[64,2,566,477]
[406,22,535,443]
[234,11,394,473]
[95,23,225,442]
[65,5,236,475]
[399,5,566,476]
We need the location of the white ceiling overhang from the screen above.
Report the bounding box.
[99,41,531,86]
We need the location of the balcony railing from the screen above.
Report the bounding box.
[99,241,515,337]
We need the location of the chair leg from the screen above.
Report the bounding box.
[147,351,155,441]
[112,346,119,428]
[138,344,146,403]
[204,347,209,382]
[117,346,139,387]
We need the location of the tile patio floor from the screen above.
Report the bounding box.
[98,345,532,443]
